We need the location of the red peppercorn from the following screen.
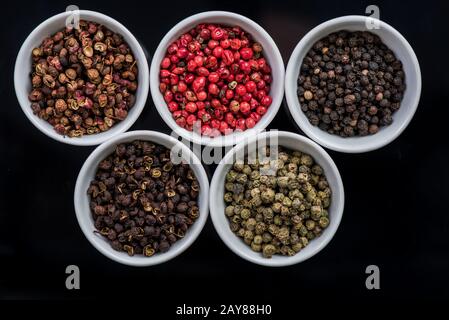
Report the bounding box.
[176,117,186,128]
[208,72,220,83]
[236,118,246,131]
[177,47,189,58]
[222,50,234,65]
[260,95,272,107]
[235,84,246,97]
[201,124,212,135]
[192,76,206,92]
[161,57,171,69]
[194,55,204,67]
[187,60,197,72]
[245,81,256,93]
[160,69,171,78]
[204,56,217,68]
[177,81,187,93]
[196,67,210,77]
[164,91,173,103]
[185,73,195,84]
[196,101,206,110]
[220,39,231,49]
[239,61,251,74]
[208,83,220,95]
[229,100,240,113]
[225,112,234,124]
[212,46,223,58]
[211,98,221,109]
[160,23,273,134]
[250,112,261,123]
[245,117,256,129]
[200,29,211,40]
[219,121,229,133]
[186,114,197,126]
[208,40,219,49]
[211,28,225,40]
[240,101,251,115]
[230,39,241,50]
[197,91,207,101]
[211,119,220,129]
[225,89,234,100]
[168,101,179,112]
[256,106,267,115]
[185,102,197,113]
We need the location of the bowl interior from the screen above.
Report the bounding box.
[15,10,149,146]
[286,16,421,152]
[151,11,285,147]
[75,131,209,266]
[210,132,344,266]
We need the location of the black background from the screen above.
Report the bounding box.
[1,0,448,307]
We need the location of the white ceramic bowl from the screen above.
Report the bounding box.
[14,10,149,146]
[285,16,421,153]
[150,11,285,147]
[209,131,344,266]
[74,130,209,266]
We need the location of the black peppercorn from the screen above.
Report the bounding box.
[297,30,406,137]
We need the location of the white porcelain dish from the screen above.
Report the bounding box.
[74,130,209,266]
[150,11,285,147]
[209,131,344,266]
[285,15,421,153]
[14,10,149,146]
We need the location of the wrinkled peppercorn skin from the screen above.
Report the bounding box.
[88,140,200,256]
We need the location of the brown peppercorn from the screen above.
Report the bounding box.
[28,20,138,137]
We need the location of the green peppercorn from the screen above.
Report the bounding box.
[301,154,314,166]
[262,244,276,258]
[282,197,292,207]
[253,235,263,245]
[233,161,244,172]
[255,213,264,223]
[311,206,322,221]
[292,242,303,252]
[305,220,316,230]
[261,188,275,203]
[223,147,332,259]
[277,176,289,188]
[251,242,262,252]
[225,205,235,217]
[246,218,257,231]
[226,170,238,182]
[240,208,251,220]
[319,216,330,228]
[255,222,266,235]
[224,192,233,203]
[273,215,282,225]
[262,232,272,243]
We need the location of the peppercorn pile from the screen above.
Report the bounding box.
[223,147,331,258]
[159,24,273,136]
[298,31,405,136]
[88,140,200,257]
[29,20,138,137]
